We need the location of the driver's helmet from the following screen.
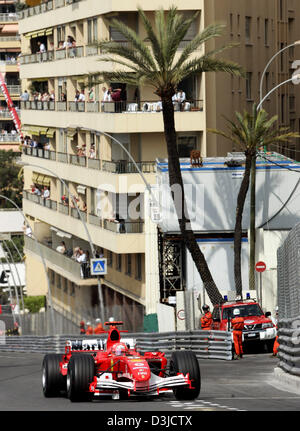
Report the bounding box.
[111,342,128,356]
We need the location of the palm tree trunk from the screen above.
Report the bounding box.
[161,96,224,305]
[249,155,256,291]
[234,152,252,297]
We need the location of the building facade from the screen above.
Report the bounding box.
[0,0,21,151]
[18,0,300,331]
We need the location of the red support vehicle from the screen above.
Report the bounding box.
[42,321,201,402]
[211,298,277,352]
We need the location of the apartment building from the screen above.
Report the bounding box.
[18,0,300,331]
[0,0,21,151]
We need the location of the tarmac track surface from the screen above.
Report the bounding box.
[0,351,299,412]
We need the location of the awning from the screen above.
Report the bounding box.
[77,185,86,195]
[46,127,56,138]
[50,226,72,239]
[32,172,39,183]
[22,125,48,135]
[67,128,77,138]
[1,24,18,33]
[24,28,53,39]
[34,174,50,187]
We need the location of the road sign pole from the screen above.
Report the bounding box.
[260,272,262,307]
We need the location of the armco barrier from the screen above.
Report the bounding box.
[0,330,233,360]
[278,317,300,376]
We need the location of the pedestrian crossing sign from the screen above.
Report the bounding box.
[90,258,107,275]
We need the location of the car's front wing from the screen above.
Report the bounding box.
[89,372,191,396]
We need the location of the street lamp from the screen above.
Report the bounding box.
[248,74,300,291]
[259,40,300,106]
[0,194,56,334]
[21,130,161,324]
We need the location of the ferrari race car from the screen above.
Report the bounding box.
[42,321,201,402]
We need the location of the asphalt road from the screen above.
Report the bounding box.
[0,351,299,412]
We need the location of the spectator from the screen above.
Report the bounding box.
[57,41,64,50]
[49,90,55,101]
[20,90,29,102]
[102,86,112,102]
[81,201,87,212]
[85,321,94,335]
[89,145,96,159]
[72,247,80,260]
[74,90,80,102]
[88,88,94,102]
[80,320,86,334]
[94,318,105,334]
[37,41,46,53]
[61,92,67,102]
[78,90,85,102]
[61,194,69,206]
[56,241,66,254]
[42,186,50,199]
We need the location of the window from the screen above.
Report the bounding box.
[257,17,260,38]
[116,254,122,271]
[229,13,233,34]
[246,72,252,100]
[70,282,75,297]
[237,14,240,34]
[177,135,197,157]
[289,95,295,112]
[87,19,92,44]
[264,19,269,45]
[93,18,98,41]
[56,274,61,289]
[245,16,251,42]
[63,277,68,293]
[57,26,65,45]
[126,254,132,276]
[135,254,142,280]
[49,269,55,284]
[108,251,113,267]
[265,72,269,94]
[281,94,285,123]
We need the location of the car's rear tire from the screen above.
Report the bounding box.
[67,354,95,402]
[170,351,201,400]
[42,354,65,397]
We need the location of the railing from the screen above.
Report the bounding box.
[20,99,204,113]
[0,60,19,66]
[24,235,92,280]
[278,316,300,377]
[23,190,57,211]
[0,13,18,22]
[18,0,82,19]
[0,110,12,118]
[0,133,20,142]
[0,36,20,41]
[89,215,144,234]
[4,85,21,94]
[20,45,86,65]
[0,330,233,360]
[70,206,87,222]
[23,146,156,174]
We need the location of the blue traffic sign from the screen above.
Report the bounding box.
[90,258,107,275]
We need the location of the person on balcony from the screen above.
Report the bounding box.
[42,186,50,200]
[37,41,46,53]
[89,145,96,159]
[20,90,29,102]
[56,241,66,254]
[78,90,85,102]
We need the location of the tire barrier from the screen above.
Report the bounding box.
[277,317,300,377]
[0,330,233,360]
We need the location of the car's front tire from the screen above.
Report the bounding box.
[170,351,201,400]
[67,354,95,402]
[42,354,65,397]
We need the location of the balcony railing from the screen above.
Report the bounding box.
[23,147,156,174]
[0,36,20,41]
[23,190,57,211]
[0,133,20,142]
[3,85,21,94]
[24,235,94,280]
[89,214,144,233]
[23,190,145,236]
[20,99,204,114]
[0,13,18,22]
[20,45,97,65]
[18,0,82,19]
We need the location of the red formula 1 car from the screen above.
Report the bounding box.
[42,321,200,402]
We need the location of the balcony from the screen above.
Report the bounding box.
[24,235,97,285]
[20,46,87,65]
[23,190,146,254]
[23,146,156,174]
[0,133,20,142]
[0,13,18,22]
[18,0,82,20]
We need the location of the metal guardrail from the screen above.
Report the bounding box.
[0,330,233,360]
[277,316,300,376]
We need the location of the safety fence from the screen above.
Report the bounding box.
[277,316,300,377]
[276,223,300,377]
[0,330,233,360]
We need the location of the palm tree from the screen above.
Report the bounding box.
[93,7,243,305]
[209,103,299,297]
